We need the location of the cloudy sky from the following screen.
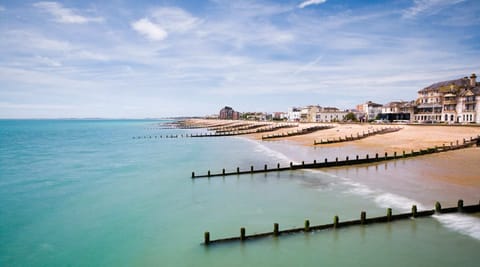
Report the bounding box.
[1,0,480,118]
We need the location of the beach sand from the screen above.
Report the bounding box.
[185,119,480,190]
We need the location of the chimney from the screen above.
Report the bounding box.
[470,73,477,87]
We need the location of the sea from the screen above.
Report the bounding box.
[0,119,478,267]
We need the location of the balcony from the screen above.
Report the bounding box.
[443,100,457,105]
[465,100,476,105]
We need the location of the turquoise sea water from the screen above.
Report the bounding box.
[0,120,478,266]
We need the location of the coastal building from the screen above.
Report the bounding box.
[413,73,480,123]
[273,112,288,121]
[287,107,301,122]
[219,106,240,120]
[357,101,383,122]
[316,107,348,122]
[379,101,415,122]
[300,105,321,122]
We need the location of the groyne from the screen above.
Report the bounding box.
[203,200,480,245]
[191,136,479,178]
[262,125,334,140]
[313,127,402,145]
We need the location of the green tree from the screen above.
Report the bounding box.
[344,112,357,122]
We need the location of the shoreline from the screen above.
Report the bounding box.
[185,118,480,198]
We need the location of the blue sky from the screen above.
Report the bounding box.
[1,0,480,118]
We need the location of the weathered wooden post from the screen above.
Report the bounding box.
[240,227,246,241]
[412,205,417,218]
[192,172,195,178]
[208,170,211,177]
[394,151,397,158]
[356,155,359,160]
[274,223,279,236]
[304,220,310,232]
[237,167,240,174]
[346,156,349,161]
[302,161,305,166]
[222,168,225,175]
[325,158,328,164]
[361,211,366,224]
[366,154,369,160]
[250,166,254,173]
[384,152,388,159]
[333,216,339,228]
[375,153,378,159]
[335,157,338,164]
[435,201,442,213]
[458,199,464,212]
[290,162,293,169]
[313,159,317,165]
[264,164,267,171]
[387,208,392,222]
[204,231,210,245]
[277,163,280,169]
[403,150,405,157]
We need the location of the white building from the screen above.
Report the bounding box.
[287,107,301,122]
[316,107,348,122]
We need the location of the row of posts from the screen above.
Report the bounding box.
[204,200,467,245]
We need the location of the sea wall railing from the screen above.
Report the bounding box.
[202,200,480,246]
[191,136,480,178]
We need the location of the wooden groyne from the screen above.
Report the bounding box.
[202,200,480,245]
[262,125,335,140]
[190,123,300,138]
[313,127,402,145]
[191,136,480,178]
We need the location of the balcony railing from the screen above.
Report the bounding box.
[443,100,457,105]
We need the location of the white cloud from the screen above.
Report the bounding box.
[0,6,5,12]
[131,18,168,41]
[151,7,200,33]
[403,0,465,18]
[33,1,103,24]
[298,0,327,9]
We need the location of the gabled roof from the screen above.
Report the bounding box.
[419,78,470,93]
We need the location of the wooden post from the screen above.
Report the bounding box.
[458,199,464,212]
[222,168,225,175]
[387,208,392,222]
[366,154,369,160]
[304,220,310,232]
[361,211,366,224]
[240,227,246,241]
[250,166,254,173]
[204,231,210,245]
[302,161,305,166]
[333,216,339,228]
[274,223,279,236]
[394,152,397,158]
[208,170,211,177]
[435,201,442,213]
[264,164,267,171]
[356,155,359,160]
[192,172,195,178]
[237,167,240,174]
[325,158,328,163]
[290,162,293,169]
[313,159,317,165]
[412,205,417,218]
[277,163,280,169]
[384,152,388,159]
[403,151,405,157]
[375,153,378,159]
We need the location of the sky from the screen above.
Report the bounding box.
[1,0,480,118]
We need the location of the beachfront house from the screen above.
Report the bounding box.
[413,73,480,123]
[316,107,348,122]
[379,101,415,122]
[357,101,383,122]
[287,107,301,122]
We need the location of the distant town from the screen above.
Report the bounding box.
[210,73,480,124]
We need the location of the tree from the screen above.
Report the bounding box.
[344,112,357,122]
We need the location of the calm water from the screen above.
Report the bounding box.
[0,120,478,266]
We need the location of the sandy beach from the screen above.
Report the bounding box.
[184,119,480,191]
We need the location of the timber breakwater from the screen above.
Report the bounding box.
[313,127,402,145]
[202,200,480,246]
[191,136,480,178]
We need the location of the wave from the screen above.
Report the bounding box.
[433,213,480,241]
[237,137,296,165]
